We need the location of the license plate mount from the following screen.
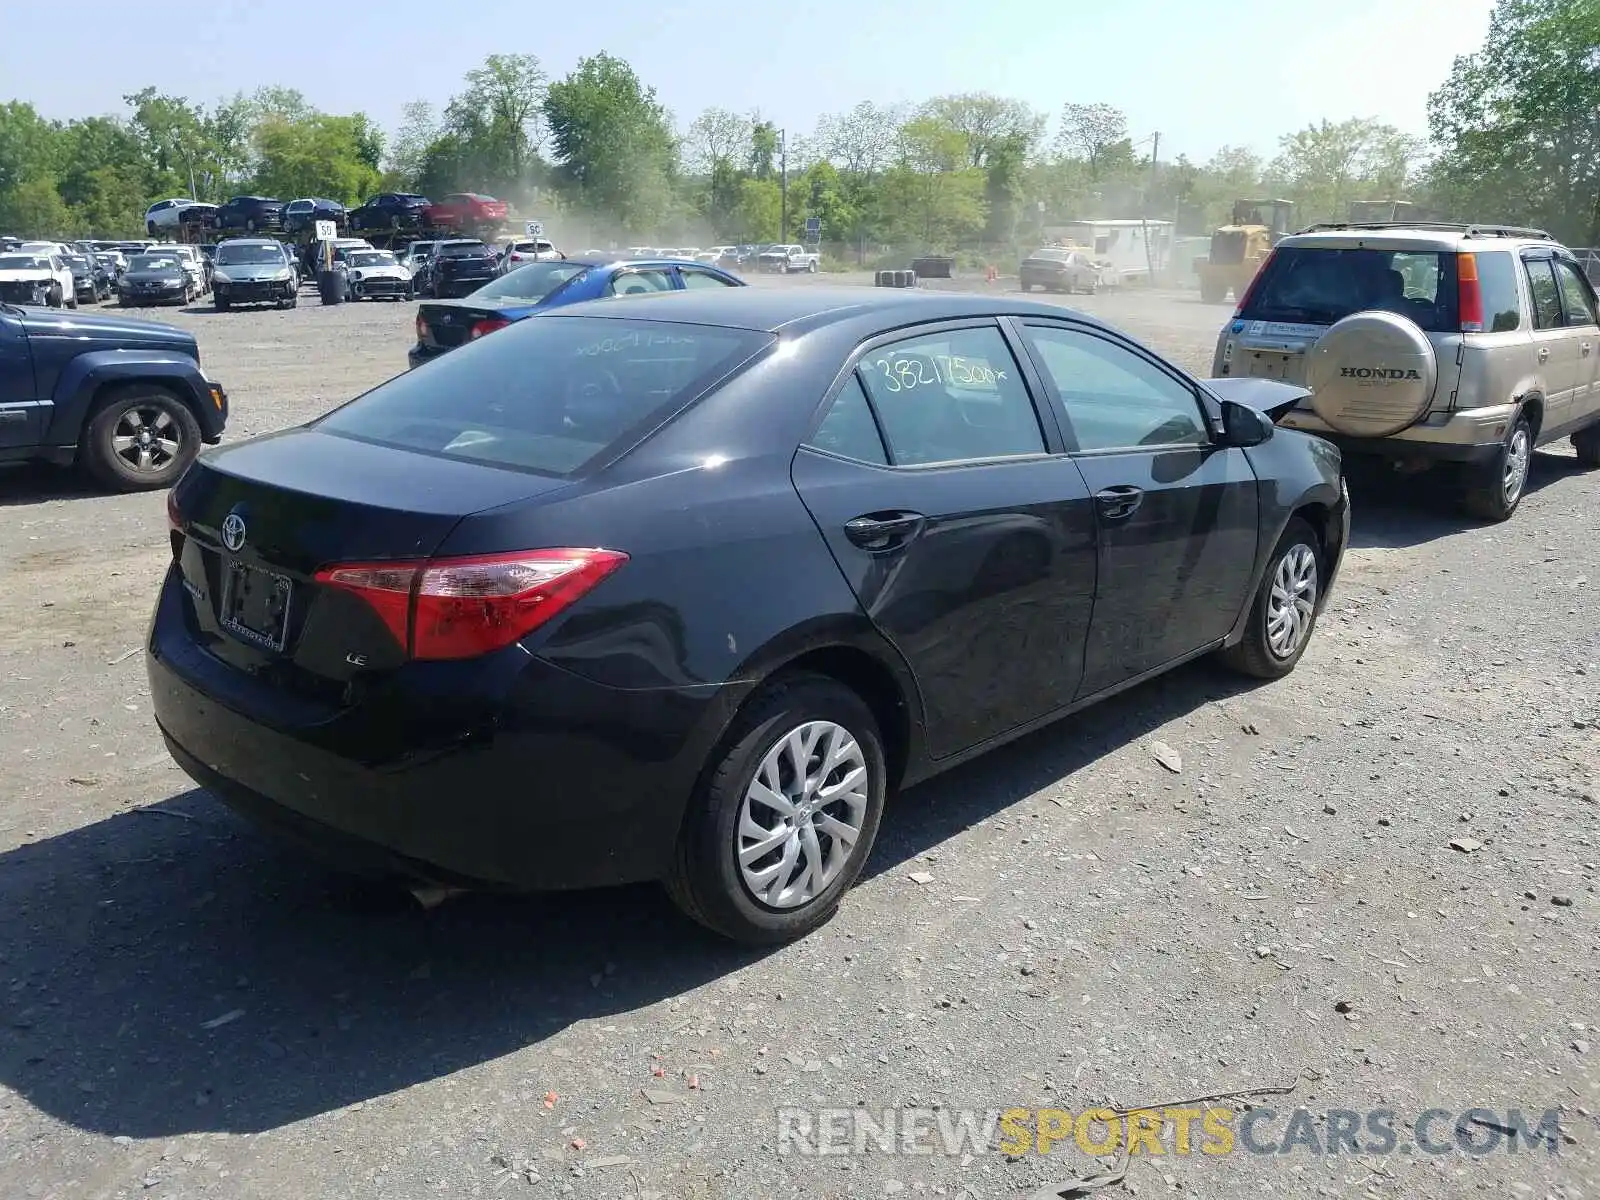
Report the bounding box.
[219,560,293,652]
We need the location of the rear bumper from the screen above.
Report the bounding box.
[1278,404,1515,465]
[146,570,738,890]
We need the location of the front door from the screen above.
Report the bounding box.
[1522,251,1580,429]
[790,321,1098,759]
[1017,320,1260,694]
[0,318,41,449]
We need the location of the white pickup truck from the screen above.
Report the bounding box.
[755,244,819,273]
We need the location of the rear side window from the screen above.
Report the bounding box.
[808,376,888,464]
[856,326,1045,466]
[316,317,771,477]
[1242,247,1459,332]
[1554,259,1598,326]
[1473,252,1522,332]
[1524,259,1562,330]
[607,270,673,295]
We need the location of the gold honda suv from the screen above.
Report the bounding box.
[1211,221,1600,521]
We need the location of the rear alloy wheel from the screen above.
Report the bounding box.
[665,673,886,944]
[1572,422,1600,468]
[1461,413,1532,522]
[1217,518,1322,680]
[82,389,201,492]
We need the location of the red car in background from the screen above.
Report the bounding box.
[424,193,510,234]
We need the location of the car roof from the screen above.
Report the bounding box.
[1281,223,1560,251]
[539,285,1117,337]
[217,237,284,246]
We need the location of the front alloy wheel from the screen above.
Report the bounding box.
[666,673,886,944]
[1264,543,1318,661]
[1217,517,1323,680]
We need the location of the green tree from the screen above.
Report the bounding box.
[1428,0,1600,241]
[446,54,548,187]
[732,176,781,241]
[543,53,678,232]
[253,114,381,205]
[123,88,210,198]
[882,117,988,247]
[0,177,75,237]
[794,160,855,244]
[1269,117,1422,223]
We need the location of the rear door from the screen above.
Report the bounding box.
[1521,250,1580,428]
[790,319,1098,759]
[1017,319,1259,693]
[1552,255,1600,424]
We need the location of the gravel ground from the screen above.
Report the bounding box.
[0,273,1595,1200]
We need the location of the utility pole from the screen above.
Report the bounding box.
[779,128,788,241]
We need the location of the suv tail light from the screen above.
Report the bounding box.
[315,548,628,661]
[470,317,511,340]
[1457,252,1484,333]
[1233,248,1276,317]
[415,313,427,341]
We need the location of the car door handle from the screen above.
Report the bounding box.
[1583,342,1593,356]
[1094,485,1144,521]
[1537,346,1550,362]
[844,511,925,550]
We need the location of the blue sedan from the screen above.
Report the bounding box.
[408,256,747,369]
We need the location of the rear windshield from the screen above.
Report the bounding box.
[316,316,772,477]
[1029,249,1071,262]
[1241,246,1459,332]
[439,242,489,257]
[474,262,587,301]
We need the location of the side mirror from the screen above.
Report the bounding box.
[1217,399,1274,447]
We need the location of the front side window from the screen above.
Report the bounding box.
[855,326,1044,466]
[1024,324,1208,451]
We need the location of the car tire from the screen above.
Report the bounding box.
[664,672,887,945]
[1572,422,1600,468]
[808,260,818,273]
[1460,412,1533,522]
[81,387,202,493]
[215,295,230,311]
[66,292,78,309]
[46,283,62,308]
[1216,517,1324,680]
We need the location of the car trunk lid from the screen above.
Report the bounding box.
[417,301,509,349]
[170,427,574,700]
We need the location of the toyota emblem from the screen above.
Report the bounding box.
[221,512,247,553]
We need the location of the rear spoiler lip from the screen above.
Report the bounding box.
[1201,376,1311,422]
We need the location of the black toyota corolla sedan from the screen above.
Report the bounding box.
[149,288,1348,944]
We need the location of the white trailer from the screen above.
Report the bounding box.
[1044,219,1174,285]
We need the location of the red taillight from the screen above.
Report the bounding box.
[1457,252,1484,333]
[314,548,628,661]
[469,317,511,340]
[415,313,427,341]
[1233,247,1276,316]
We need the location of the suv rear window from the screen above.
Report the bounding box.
[315,317,772,477]
[1242,246,1460,333]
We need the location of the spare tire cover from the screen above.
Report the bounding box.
[1306,309,1438,437]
